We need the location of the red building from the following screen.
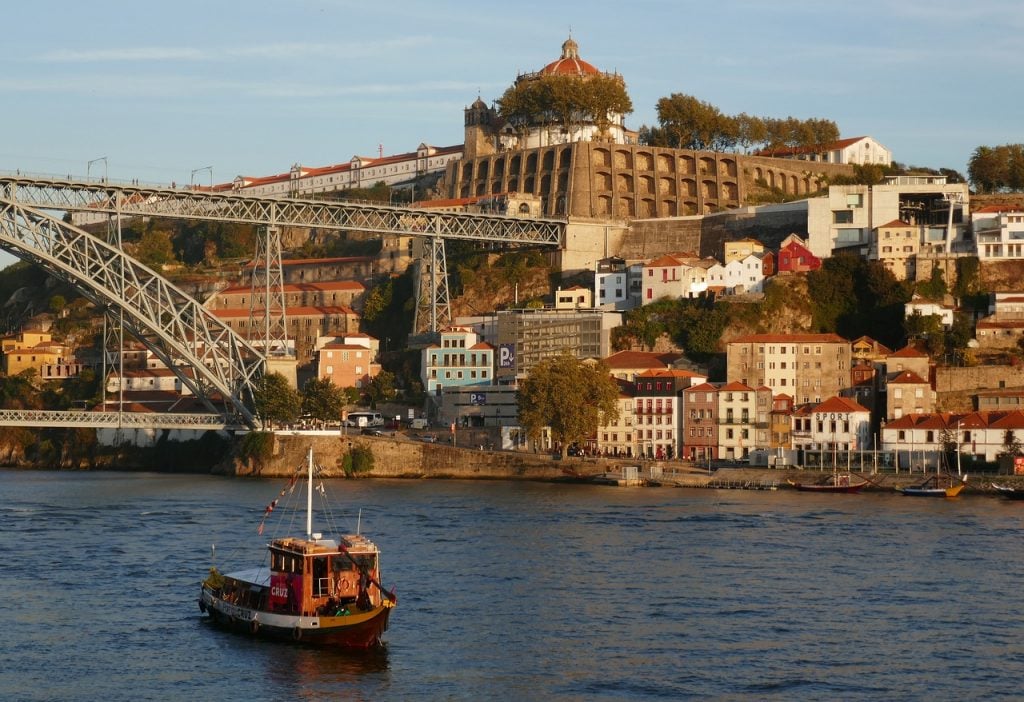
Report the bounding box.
[776,234,821,273]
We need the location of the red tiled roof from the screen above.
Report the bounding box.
[813,396,870,413]
[877,219,913,229]
[889,345,928,358]
[756,136,869,158]
[888,370,928,385]
[218,281,365,295]
[603,350,681,369]
[729,333,849,344]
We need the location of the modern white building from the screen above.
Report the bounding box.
[805,175,970,260]
[972,206,1024,260]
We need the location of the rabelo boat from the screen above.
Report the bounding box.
[199,448,396,647]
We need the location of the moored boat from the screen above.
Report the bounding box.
[898,474,968,498]
[788,472,869,493]
[198,447,396,648]
[991,483,1024,499]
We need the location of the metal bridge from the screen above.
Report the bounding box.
[0,174,565,333]
[0,408,240,430]
[0,174,566,429]
[0,194,265,427]
[0,175,563,244]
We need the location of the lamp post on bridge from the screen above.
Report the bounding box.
[191,166,213,190]
[87,157,108,183]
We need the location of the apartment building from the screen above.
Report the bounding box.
[726,333,851,405]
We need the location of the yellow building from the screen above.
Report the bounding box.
[1,330,67,376]
[873,219,922,280]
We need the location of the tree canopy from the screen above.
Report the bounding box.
[251,372,301,428]
[497,74,633,138]
[968,144,1024,193]
[301,377,345,426]
[517,354,620,458]
[641,93,839,153]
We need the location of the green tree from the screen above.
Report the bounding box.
[365,370,397,409]
[497,73,633,138]
[517,354,620,459]
[134,230,176,268]
[48,295,66,316]
[251,372,301,428]
[301,377,344,426]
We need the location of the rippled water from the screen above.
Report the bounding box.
[3,469,1024,700]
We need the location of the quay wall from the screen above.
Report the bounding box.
[222,432,1021,495]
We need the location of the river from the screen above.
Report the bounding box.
[2,469,1023,700]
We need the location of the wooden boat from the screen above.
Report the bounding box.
[898,474,968,498]
[198,447,396,648]
[787,472,869,493]
[991,483,1024,499]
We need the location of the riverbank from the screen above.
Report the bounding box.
[225,432,1022,495]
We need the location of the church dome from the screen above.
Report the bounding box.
[541,37,600,77]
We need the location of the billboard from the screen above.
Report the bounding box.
[499,343,515,369]
[470,392,487,406]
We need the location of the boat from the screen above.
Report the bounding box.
[991,483,1024,499]
[787,472,869,493]
[198,447,396,648]
[898,474,968,498]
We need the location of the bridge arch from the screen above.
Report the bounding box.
[0,197,264,427]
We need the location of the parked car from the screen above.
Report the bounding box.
[360,428,385,437]
[418,434,438,443]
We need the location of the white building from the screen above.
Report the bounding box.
[642,253,714,303]
[904,295,956,328]
[790,396,871,454]
[805,175,970,260]
[594,258,643,310]
[759,135,892,167]
[972,206,1024,260]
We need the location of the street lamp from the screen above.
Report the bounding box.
[87,156,108,183]
[191,166,213,190]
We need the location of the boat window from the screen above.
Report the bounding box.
[333,555,355,573]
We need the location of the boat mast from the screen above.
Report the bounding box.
[306,446,313,539]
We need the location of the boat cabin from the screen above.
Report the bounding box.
[214,533,383,618]
[267,534,382,617]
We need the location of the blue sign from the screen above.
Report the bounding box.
[470,392,487,406]
[499,344,515,369]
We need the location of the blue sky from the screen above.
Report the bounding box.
[2,0,1021,186]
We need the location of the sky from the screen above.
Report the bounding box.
[2,1,1022,188]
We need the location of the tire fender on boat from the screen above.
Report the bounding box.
[198,599,207,614]
[249,619,259,635]
[292,626,303,641]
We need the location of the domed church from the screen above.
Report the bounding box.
[463,37,635,159]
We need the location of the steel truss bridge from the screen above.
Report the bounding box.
[0,409,240,430]
[0,174,565,428]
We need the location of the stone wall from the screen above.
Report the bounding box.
[226,432,614,480]
[616,203,810,261]
[934,364,1023,393]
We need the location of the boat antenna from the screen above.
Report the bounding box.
[210,543,216,566]
[357,508,362,536]
[306,446,314,539]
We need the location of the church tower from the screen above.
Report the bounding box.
[463,97,498,160]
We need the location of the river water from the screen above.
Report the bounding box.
[2,469,1024,701]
